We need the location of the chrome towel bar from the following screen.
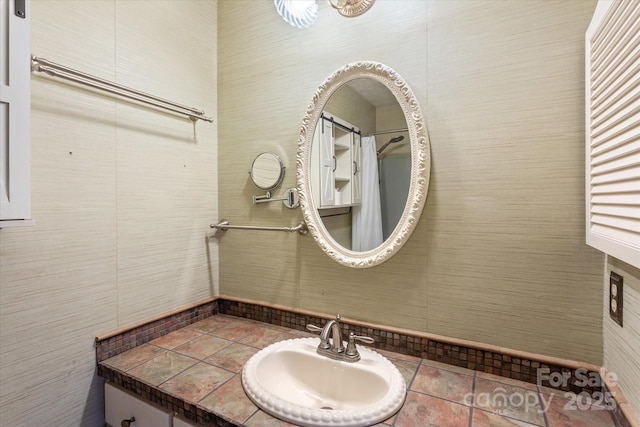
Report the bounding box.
[210,219,308,235]
[30,55,213,123]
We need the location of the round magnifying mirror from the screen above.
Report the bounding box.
[250,152,285,191]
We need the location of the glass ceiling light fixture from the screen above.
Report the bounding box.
[274,0,319,29]
[274,0,375,29]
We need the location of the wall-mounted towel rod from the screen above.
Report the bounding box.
[210,220,308,235]
[30,56,213,123]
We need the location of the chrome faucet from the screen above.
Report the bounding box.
[320,315,345,353]
[306,314,374,362]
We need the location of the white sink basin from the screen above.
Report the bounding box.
[241,337,406,427]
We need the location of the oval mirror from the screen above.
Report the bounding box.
[297,61,431,268]
[250,152,285,191]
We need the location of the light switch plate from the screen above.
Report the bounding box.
[609,271,623,327]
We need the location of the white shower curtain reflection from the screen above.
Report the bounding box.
[352,136,383,251]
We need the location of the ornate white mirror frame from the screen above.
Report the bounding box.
[297,61,431,268]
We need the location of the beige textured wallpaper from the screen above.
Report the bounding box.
[2,1,633,425]
[218,0,605,364]
[0,1,217,425]
[324,84,375,134]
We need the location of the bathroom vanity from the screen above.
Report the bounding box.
[96,298,623,427]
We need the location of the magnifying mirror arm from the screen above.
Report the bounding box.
[252,187,300,209]
[252,191,273,203]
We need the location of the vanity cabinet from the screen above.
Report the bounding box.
[105,383,172,427]
[173,416,199,427]
[312,113,362,208]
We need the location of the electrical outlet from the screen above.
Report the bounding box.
[609,271,623,327]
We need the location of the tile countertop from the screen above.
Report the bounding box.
[100,315,617,427]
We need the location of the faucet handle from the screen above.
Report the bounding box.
[345,332,375,357]
[306,324,323,333]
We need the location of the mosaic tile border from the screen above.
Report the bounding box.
[217,299,604,395]
[95,301,217,362]
[95,297,634,427]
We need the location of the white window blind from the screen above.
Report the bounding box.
[586,0,640,268]
[0,0,31,227]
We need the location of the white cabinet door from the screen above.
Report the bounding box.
[351,132,362,205]
[585,0,640,268]
[174,416,199,427]
[319,118,335,207]
[0,0,32,226]
[105,383,172,427]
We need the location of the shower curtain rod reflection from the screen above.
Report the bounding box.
[363,128,408,137]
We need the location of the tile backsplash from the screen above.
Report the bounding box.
[97,298,602,394]
[96,301,217,362]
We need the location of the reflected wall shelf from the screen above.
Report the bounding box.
[311,113,362,209]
